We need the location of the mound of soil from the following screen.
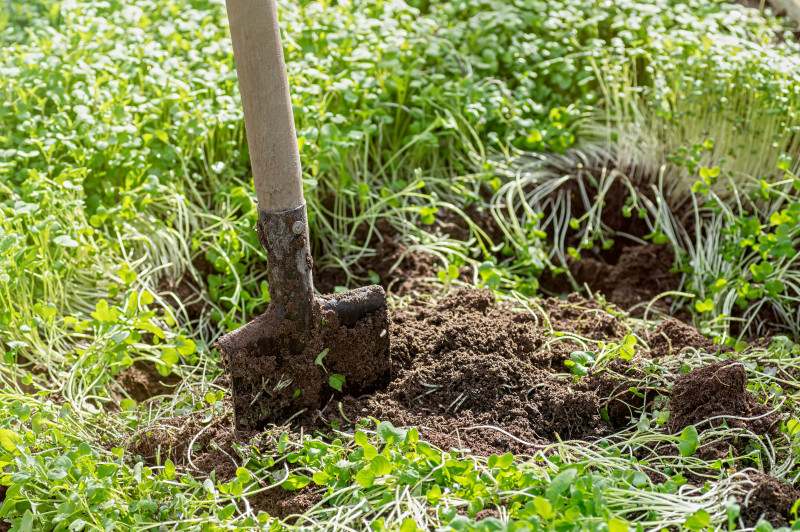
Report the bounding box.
[333,288,622,454]
[648,318,719,358]
[667,361,779,435]
[116,361,182,402]
[741,473,800,528]
[568,244,681,313]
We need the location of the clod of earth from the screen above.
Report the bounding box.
[740,473,800,528]
[667,361,780,435]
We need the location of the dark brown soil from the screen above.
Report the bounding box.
[568,244,681,313]
[648,318,721,358]
[159,254,213,322]
[537,173,687,314]
[741,473,800,528]
[218,289,390,430]
[330,288,625,454]
[538,292,624,340]
[126,406,257,482]
[314,233,437,297]
[116,360,182,402]
[249,485,322,522]
[667,361,780,435]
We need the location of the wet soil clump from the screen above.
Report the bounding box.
[741,473,800,528]
[334,289,620,454]
[116,360,182,402]
[667,361,779,435]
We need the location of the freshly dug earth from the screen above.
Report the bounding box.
[648,318,720,359]
[219,295,390,430]
[741,473,800,528]
[116,360,182,402]
[332,289,628,454]
[667,361,779,435]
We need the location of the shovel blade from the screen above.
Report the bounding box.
[217,285,390,429]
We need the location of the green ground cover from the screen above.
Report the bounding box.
[1,0,800,530]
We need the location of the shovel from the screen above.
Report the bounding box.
[217,0,391,430]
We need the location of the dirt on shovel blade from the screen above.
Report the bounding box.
[222,295,390,430]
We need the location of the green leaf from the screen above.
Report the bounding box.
[312,471,330,485]
[54,235,78,248]
[497,452,514,469]
[281,475,311,491]
[329,374,346,392]
[356,468,375,488]
[20,510,34,532]
[354,431,368,447]
[0,235,15,254]
[545,468,578,501]
[532,496,555,519]
[363,443,378,460]
[237,467,251,484]
[399,518,418,532]
[164,459,175,480]
[377,421,407,444]
[370,455,392,475]
[695,299,714,313]
[765,279,784,297]
[750,261,774,282]
[160,348,179,368]
[315,348,330,372]
[0,429,21,452]
[608,518,629,532]
[678,426,700,457]
[684,509,711,531]
[419,206,438,225]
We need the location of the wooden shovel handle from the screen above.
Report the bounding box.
[225,0,304,212]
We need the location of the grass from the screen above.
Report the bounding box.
[1,0,800,530]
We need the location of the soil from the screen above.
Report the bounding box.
[667,361,780,435]
[314,227,438,297]
[249,485,322,522]
[116,360,182,402]
[158,253,213,323]
[741,473,800,528]
[125,405,323,521]
[648,318,721,359]
[327,288,630,455]
[536,173,688,314]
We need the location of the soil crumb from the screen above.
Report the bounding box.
[741,473,800,528]
[648,318,720,358]
[335,288,617,454]
[667,361,779,435]
[116,361,181,402]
